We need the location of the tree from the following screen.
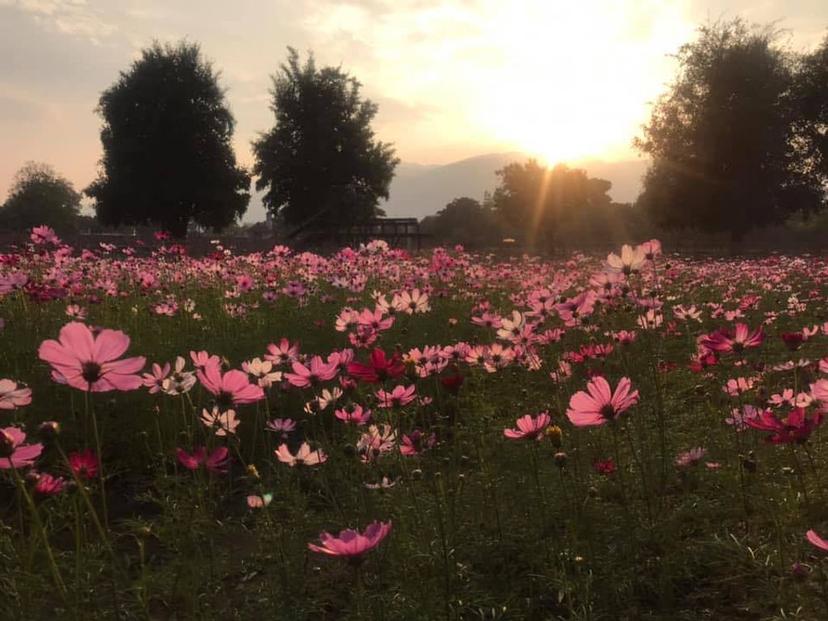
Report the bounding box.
[635,20,825,241]
[420,197,501,247]
[492,160,616,248]
[792,32,828,188]
[1,162,81,233]
[252,48,398,230]
[86,41,250,238]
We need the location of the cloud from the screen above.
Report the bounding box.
[2,0,117,44]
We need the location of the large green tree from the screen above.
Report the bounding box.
[252,48,398,230]
[792,32,828,188]
[635,20,825,241]
[1,162,81,233]
[86,42,250,238]
[492,160,616,248]
[420,196,501,247]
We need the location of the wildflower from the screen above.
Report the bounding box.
[745,407,823,444]
[566,376,639,427]
[264,339,300,365]
[606,244,646,274]
[161,356,197,395]
[142,362,171,394]
[274,442,327,467]
[806,530,828,552]
[0,427,42,469]
[503,412,552,440]
[176,446,230,474]
[675,447,707,468]
[33,473,66,496]
[593,458,617,475]
[68,449,99,479]
[307,521,392,560]
[376,384,416,408]
[400,430,436,456]
[347,348,405,384]
[242,357,283,388]
[0,379,32,410]
[197,364,264,407]
[781,332,805,351]
[364,476,398,490]
[356,425,396,462]
[284,356,338,388]
[392,289,430,314]
[38,322,146,392]
[65,304,87,320]
[200,407,240,436]
[265,418,296,438]
[247,494,273,509]
[190,350,221,370]
[335,404,372,425]
[700,323,764,355]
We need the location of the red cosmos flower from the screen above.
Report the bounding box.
[38,322,145,392]
[700,323,764,355]
[347,348,405,384]
[176,446,230,474]
[0,427,42,469]
[33,473,67,496]
[503,412,551,440]
[307,521,392,560]
[68,449,99,479]
[780,332,805,351]
[197,362,264,407]
[566,376,639,427]
[593,458,617,475]
[745,407,823,444]
[440,371,464,393]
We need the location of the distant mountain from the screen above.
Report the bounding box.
[381,153,649,219]
[241,153,650,223]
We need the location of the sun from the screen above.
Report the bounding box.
[463,1,690,166]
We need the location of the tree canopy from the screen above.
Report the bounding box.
[86,41,250,238]
[1,162,81,233]
[420,196,501,247]
[635,20,825,240]
[252,48,398,230]
[492,160,618,249]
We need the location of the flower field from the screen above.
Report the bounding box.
[1,226,828,620]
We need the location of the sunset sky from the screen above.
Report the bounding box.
[1,0,826,214]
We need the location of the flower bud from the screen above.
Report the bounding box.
[247,464,260,480]
[554,451,568,468]
[38,421,60,440]
[545,425,563,448]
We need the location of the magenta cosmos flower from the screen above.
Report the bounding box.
[700,323,764,355]
[38,322,145,392]
[176,446,230,474]
[566,376,639,427]
[0,426,43,469]
[503,412,552,440]
[197,363,264,407]
[307,520,392,560]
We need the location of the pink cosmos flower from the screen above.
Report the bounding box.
[335,404,373,425]
[142,362,171,394]
[0,379,32,410]
[33,473,67,496]
[31,225,60,245]
[274,442,327,466]
[265,418,296,437]
[0,427,42,469]
[200,407,240,436]
[376,384,416,408]
[606,244,646,274]
[566,376,639,427]
[812,379,828,407]
[197,364,264,407]
[347,348,405,384]
[189,350,221,370]
[400,430,436,455]
[675,447,707,468]
[503,412,552,440]
[307,521,392,559]
[701,323,764,355]
[284,356,338,388]
[38,322,146,392]
[264,339,299,365]
[806,530,828,552]
[176,446,230,474]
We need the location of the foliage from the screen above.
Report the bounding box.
[0,163,80,233]
[252,48,398,230]
[85,41,250,238]
[420,196,501,247]
[635,20,826,241]
[491,160,625,248]
[791,32,828,186]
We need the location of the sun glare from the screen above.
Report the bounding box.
[466,1,691,165]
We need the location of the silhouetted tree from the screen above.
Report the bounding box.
[792,32,828,187]
[420,197,501,247]
[1,162,80,233]
[635,20,825,241]
[492,160,616,248]
[253,48,398,229]
[86,41,250,238]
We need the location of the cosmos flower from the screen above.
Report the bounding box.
[566,376,639,427]
[274,442,327,467]
[503,412,552,440]
[0,379,32,410]
[307,521,392,559]
[176,446,230,474]
[0,427,42,469]
[38,322,145,392]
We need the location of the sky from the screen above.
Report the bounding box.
[1,0,826,219]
